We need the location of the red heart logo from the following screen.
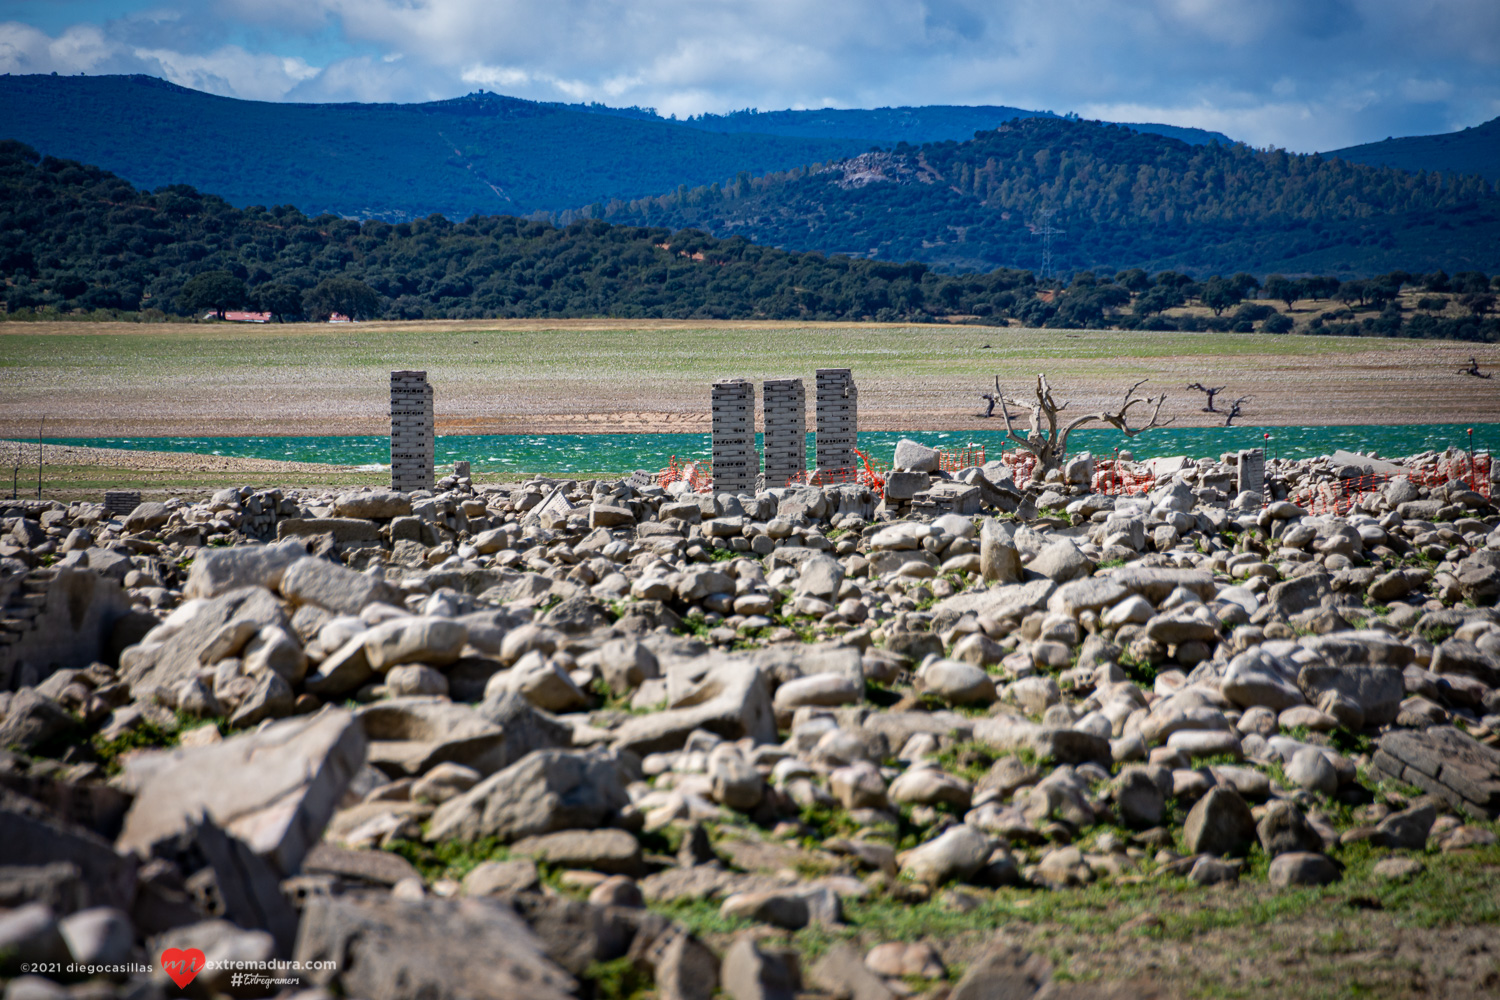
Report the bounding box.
[161,948,207,989]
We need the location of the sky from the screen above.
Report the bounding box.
[1,0,1497,152]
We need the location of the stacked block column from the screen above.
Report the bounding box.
[762,378,806,487]
[711,378,759,493]
[815,368,858,474]
[391,370,434,493]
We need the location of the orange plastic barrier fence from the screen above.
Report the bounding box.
[937,444,986,473]
[1000,449,1038,485]
[1091,460,1156,496]
[785,449,888,492]
[657,456,713,493]
[1286,454,1491,516]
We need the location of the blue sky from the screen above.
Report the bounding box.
[2,0,1496,151]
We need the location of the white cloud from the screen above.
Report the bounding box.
[3,0,1498,150]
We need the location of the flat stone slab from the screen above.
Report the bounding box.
[117,707,366,875]
[1374,726,1500,819]
[1328,450,1411,476]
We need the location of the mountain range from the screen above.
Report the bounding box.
[0,74,1496,279]
[0,74,1232,224]
[1324,116,1500,183]
[602,116,1500,278]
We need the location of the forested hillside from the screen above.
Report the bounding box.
[1324,116,1500,183]
[0,75,1236,228]
[601,117,1500,278]
[2,141,1496,342]
[657,106,1234,147]
[0,75,869,221]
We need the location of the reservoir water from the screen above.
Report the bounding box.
[48,424,1497,477]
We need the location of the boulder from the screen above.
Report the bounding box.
[612,661,776,755]
[893,439,940,473]
[276,518,382,544]
[279,557,396,615]
[116,707,365,876]
[293,894,576,1000]
[332,491,413,519]
[1296,663,1403,727]
[425,749,630,843]
[122,501,170,532]
[364,616,467,670]
[510,829,644,876]
[0,792,138,913]
[122,586,288,700]
[1183,787,1256,857]
[1256,800,1323,857]
[1373,727,1500,819]
[1268,852,1340,887]
[899,824,991,885]
[358,696,552,778]
[1027,539,1093,583]
[183,541,307,599]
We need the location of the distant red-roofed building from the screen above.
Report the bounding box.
[327,312,354,323]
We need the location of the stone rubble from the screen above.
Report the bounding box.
[1,441,1498,997]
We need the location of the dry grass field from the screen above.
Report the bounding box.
[2,319,1498,441]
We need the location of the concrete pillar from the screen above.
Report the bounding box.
[815,368,858,475]
[1236,448,1265,496]
[391,370,434,493]
[711,378,759,493]
[762,378,806,488]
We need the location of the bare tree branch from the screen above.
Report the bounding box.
[1186,381,1227,412]
[996,375,1172,482]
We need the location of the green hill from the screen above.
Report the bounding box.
[3,139,1495,346]
[0,74,870,221]
[661,106,1236,147]
[1324,117,1500,183]
[0,75,1234,228]
[600,117,1500,278]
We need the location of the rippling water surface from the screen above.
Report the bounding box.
[51,424,1496,477]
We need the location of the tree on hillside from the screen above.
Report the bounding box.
[255,283,304,322]
[1200,276,1243,316]
[1263,274,1298,311]
[1461,293,1495,319]
[1299,275,1340,301]
[177,270,246,319]
[303,277,381,321]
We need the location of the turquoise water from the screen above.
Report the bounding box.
[45,424,1498,476]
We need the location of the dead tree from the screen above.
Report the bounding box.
[1223,396,1250,426]
[1459,357,1492,379]
[1186,382,1227,412]
[979,375,1008,418]
[998,375,1172,482]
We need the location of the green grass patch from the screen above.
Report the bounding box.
[382,836,511,883]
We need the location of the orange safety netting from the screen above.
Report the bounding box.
[937,443,986,473]
[656,456,713,493]
[1285,453,1491,516]
[1000,449,1038,485]
[1091,459,1156,496]
[784,448,887,492]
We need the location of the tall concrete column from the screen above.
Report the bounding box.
[762,377,806,487]
[391,370,434,493]
[711,377,759,493]
[815,368,857,475]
